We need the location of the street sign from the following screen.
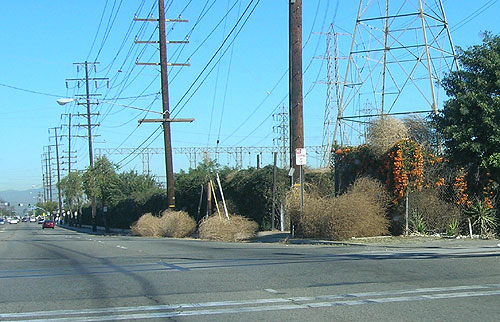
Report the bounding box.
[295,148,307,165]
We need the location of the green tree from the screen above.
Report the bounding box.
[58,171,86,226]
[435,32,500,195]
[36,201,58,217]
[224,165,289,229]
[114,171,163,204]
[82,156,120,231]
[175,160,223,221]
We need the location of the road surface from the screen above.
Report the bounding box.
[1,223,499,321]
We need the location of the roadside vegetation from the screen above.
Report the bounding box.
[198,214,258,242]
[131,210,196,238]
[49,33,498,242]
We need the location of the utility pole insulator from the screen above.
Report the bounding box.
[136,61,190,67]
[138,118,194,124]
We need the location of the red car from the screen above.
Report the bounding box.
[42,220,55,229]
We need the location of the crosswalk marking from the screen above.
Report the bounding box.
[1,283,500,321]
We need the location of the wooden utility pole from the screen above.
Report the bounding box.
[289,0,304,184]
[135,0,191,209]
[158,0,175,208]
[49,127,63,219]
[206,180,212,217]
[84,62,97,232]
[271,152,277,231]
[45,146,53,202]
[61,113,79,174]
[66,61,107,232]
[66,114,72,173]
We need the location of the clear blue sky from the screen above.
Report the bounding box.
[1,0,499,191]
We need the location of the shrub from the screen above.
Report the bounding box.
[287,177,390,240]
[467,198,498,238]
[130,213,161,237]
[158,210,196,238]
[409,189,462,234]
[285,184,331,237]
[446,218,460,237]
[329,178,390,240]
[409,210,427,234]
[198,214,258,242]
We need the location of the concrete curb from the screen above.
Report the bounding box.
[58,225,500,249]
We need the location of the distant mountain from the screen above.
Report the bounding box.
[0,189,44,208]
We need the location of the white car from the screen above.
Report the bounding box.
[9,217,19,224]
[29,217,36,223]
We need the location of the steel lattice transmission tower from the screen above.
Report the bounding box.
[333,0,459,146]
[273,104,289,168]
[317,24,347,168]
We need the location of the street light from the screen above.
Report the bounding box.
[56,98,77,106]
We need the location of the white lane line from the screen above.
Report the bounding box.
[6,290,500,322]
[2,283,500,320]
[116,245,127,249]
[265,288,280,294]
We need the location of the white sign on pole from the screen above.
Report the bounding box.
[295,148,307,165]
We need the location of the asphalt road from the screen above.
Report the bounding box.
[1,223,500,321]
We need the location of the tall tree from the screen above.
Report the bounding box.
[114,171,163,204]
[82,156,120,231]
[58,171,85,226]
[435,32,500,193]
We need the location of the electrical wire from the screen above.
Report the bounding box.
[233,95,287,146]
[216,0,243,149]
[207,0,233,147]
[86,0,110,61]
[171,0,260,116]
[0,82,65,98]
[94,0,124,62]
[117,125,162,169]
[451,0,498,32]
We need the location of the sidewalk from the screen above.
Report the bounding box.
[59,224,130,236]
[254,231,500,249]
[59,224,500,249]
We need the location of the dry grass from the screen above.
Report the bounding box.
[158,210,196,238]
[131,211,196,238]
[330,181,390,240]
[286,177,390,240]
[199,214,258,242]
[130,213,162,237]
[366,116,409,156]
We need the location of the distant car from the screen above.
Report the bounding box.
[22,217,28,222]
[9,218,19,224]
[42,220,55,229]
[0,218,5,225]
[29,217,36,223]
[38,218,45,224]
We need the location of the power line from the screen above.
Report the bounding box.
[0,82,64,98]
[170,0,259,116]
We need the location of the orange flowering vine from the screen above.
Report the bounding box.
[435,177,445,187]
[388,139,425,204]
[482,179,497,209]
[454,169,471,208]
